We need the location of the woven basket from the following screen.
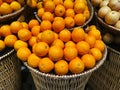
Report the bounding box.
[0,48,21,90]
[24,46,107,90]
[88,46,120,90]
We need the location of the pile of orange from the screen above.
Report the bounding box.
[0,0,23,15]
[0,18,105,75]
[37,0,90,30]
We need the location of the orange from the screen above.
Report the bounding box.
[88,29,101,40]
[54,4,65,17]
[14,40,28,51]
[4,35,18,47]
[63,0,74,9]
[0,25,12,37]
[52,39,64,48]
[83,6,90,20]
[42,11,54,22]
[89,48,103,61]
[41,30,55,44]
[38,57,54,73]
[10,1,21,11]
[89,25,97,31]
[53,0,63,6]
[69,57,84,74]
[85,35,96,48]
[32,42,49,57]
[64,47,78,61]
[28,53,41,68]
[71,28,85,42]
[37,1,43,9]
[48,46,63,61]
[10,21,23,34]
[36,32,42,42]
[27,0,37,8]
[52,18,65,33]
[65,41,76,47]
[59,29,71,42]
[94,40,105,52]
[18,28,32,41]
[28,36,37,47]
[28,19,39,29]
[74,13,86,26]
[55,60,68,75]
[21,22,29,29]
[54,16,64,21]
[44,0,55,13]
[37,8,45,18]
[81,54,96,69]
[40,20,52,32]
[65,8,75,18]
[64,17,75,29]
[31,25,40,36]
[0,40,5,52]
[17,47,31,61]
[76,41,90,55]
[74,2,86,14]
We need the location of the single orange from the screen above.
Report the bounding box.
[53,0,63,6]
[38,57,54,73]
[48,46,63,61]
[32,42,49,57]
[28,36,37,47]
[37,8,45,18]
[74,13,86,26]
[28,19,39,29]
[28,53,41,68]
[18,28,32,41]
[81,54,96,69]
[10,21,23,34]
[14,40,28,51]
[10,1,21,11]
[69,57,84,74]
[65,8,75,18]
[36,32,42,42]
[31,25,40,36]
[52,39,64,48]
[41,30,55,45]
[55,60,68,75]
[40,20,52,32]
[59,29,71,42]
[64,46,78,61]
[4,35,18,47]
[83,6,90,20]
[63,0,74,9]
[17,47,31,61]
[65,41,76,47]
[21,22,29,29]
[64,17,75,29]
[94,40,105,52]
[42,11,54,22]
[71,28,85,42]
[54,4,65,17]
[76,41,90,55]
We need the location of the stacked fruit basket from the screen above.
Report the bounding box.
[88,0,120,90]
[0,0,108,90]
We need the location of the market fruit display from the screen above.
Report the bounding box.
[91,0,120,29]
[0,18,105,75]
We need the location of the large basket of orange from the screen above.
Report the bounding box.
[0,48,21,90]
[88,46,120,90]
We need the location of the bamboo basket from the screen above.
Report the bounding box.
[24,46,107,90]
[88,46,120,90]
[0,48,21,90]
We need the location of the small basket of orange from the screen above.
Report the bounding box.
[0,0,25,22]
[34,0,94,29]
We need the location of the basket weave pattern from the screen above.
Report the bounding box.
[88,46,120,90]
[0,50,21,90]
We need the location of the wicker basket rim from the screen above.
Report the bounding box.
[24,45,107,79]
[0,49,14,61]
[95,12,120,33]
[107,46,120,55]
[34,0,94,29]
[0,6,25,21]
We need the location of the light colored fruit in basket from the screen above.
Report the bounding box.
[91,0,102,7]
[108,0,120,11]
[69,57,84,74]
[103,33,114,44]
[0,40,5,52]
[98,6,111,18]
[55,60,68,75]
[105,11,120,25]
[114,20,120,29]
[0,2,13,15]
[10,1,21,11]
[100,0,110,7]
